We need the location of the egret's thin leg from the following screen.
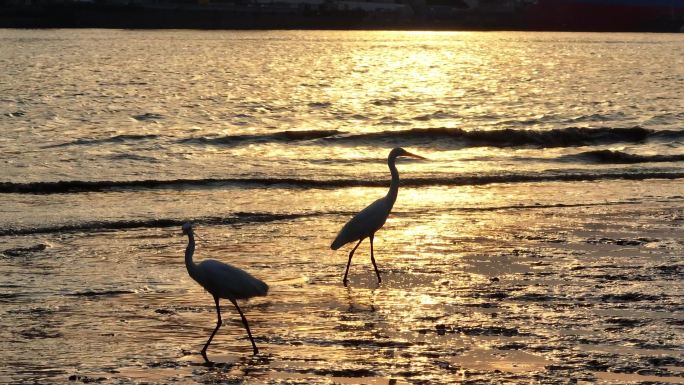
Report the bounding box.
[343,238,364,286]
[369,234,381,284]
[229,298,259,355]
[201,296,222,363]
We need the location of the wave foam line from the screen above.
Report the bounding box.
[42,134,160,149]
[0,213,318,236]
[6,197,679,237]
[2,172,684,195]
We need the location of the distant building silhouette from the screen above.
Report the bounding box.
[1,0,682,31]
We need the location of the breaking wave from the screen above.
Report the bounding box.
[181,126,683,148]
[39,127,683,150]
[2,171,684,195]
[562,150,684,164]
[179,130,341,146]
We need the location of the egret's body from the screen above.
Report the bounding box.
[331,147,425,286]
[182,223,268,361]
[331,197,392,249]
[189,260,268,300]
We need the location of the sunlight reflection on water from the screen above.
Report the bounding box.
[1,29,683,384]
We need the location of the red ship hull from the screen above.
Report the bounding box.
[524,0,684,31]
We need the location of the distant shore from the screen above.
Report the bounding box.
[2,3,683,32]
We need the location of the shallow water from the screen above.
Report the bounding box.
[1,30,683,384]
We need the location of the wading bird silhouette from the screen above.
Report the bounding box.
[331,147,426,286]
[181,223,268,361]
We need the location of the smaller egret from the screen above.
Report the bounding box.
[331,147,426,286]
[181,223,268,361]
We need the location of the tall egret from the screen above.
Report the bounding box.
[181,223,268,361]
[331,147,426,286]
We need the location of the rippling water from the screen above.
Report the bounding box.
[1,29,683,384]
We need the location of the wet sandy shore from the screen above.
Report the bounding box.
[1,180,683,384]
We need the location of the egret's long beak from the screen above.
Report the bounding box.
[405,151,427,160]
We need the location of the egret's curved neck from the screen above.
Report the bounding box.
[387,154,400,207]
[184,232,197,276]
